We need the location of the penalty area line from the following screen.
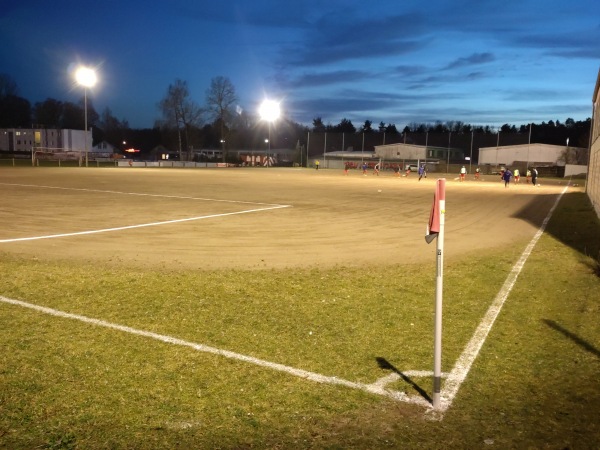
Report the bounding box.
[0,205,291,243]
[0,295,430,407]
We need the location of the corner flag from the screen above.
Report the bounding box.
[425,178,446,244]
[425,178,446,409]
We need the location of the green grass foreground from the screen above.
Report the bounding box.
[1,192,599,449]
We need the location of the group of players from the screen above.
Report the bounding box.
[497,167,539,187]
[343,161,429,179]
[458,165,540,187]
[339,161,541,187]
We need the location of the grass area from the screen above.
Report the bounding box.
[1,189,599,448]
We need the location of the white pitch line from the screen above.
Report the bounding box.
[0,182,288,207]
[0,205,290,243]
[0,295,428,406]
[430,184,570,419]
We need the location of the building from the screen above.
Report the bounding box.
[0,128,91,153]
[479,143,588,175]
[374,143,464,163]
[588,68,600,219]
[92,140,120,157]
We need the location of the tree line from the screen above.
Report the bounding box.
[0,73,591,162]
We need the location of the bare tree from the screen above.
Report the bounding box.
[158,79,203,160]
[205,76,237,161]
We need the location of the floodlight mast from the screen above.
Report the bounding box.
[75,66,97,167]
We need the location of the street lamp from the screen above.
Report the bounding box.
[259,99,280,164]
[75,66,97,167]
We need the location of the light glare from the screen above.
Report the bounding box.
[259,99,280,122]
[75,66,97,88]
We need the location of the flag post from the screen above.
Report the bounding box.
[425,178,446,409]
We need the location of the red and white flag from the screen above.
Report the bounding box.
[425,178,446,244]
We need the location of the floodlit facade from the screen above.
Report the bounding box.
[588,69,600,219]
[479,143,588,167]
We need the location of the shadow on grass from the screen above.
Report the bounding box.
[512,190,600,266]
[543,319,600,358]
[375,357,432,403]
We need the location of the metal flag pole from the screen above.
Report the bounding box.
[425,178,446,409]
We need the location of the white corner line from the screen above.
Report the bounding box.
[0,205,291,243]
[430,184,570,419]
[0,295,426,406]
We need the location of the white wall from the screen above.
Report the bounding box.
[587,70,600,219]
[564,164,588,177]
[479,143,568,165]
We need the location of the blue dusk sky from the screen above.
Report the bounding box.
[1,0,598,129]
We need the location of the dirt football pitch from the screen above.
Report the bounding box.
[0,166,572,269]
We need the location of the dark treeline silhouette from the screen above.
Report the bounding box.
[0,73,591,162]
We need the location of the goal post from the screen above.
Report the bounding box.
[32,147,83,166]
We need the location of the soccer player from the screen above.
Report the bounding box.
[418,164,426,181]
[513,168,520,183]
[503,168,513,188]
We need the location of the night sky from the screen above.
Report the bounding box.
[1,0,598,129]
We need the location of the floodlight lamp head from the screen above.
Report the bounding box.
[259,99,280,122]
[75,66,97,88]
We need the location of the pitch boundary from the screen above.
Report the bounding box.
[0,295,432,408]
[428,183,570,419]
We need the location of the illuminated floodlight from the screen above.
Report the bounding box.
[75,66,97,88]
[258,99,280,122]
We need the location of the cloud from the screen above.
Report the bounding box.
[281,70,372,88]
[277,12,431,67]
[443,52,495,70]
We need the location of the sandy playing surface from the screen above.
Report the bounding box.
[0,167,574,270]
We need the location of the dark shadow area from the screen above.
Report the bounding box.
[375,357,432,403]
[511,189,600,267]
[543,319,600,358]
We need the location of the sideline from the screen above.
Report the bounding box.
[429,183,570,419]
